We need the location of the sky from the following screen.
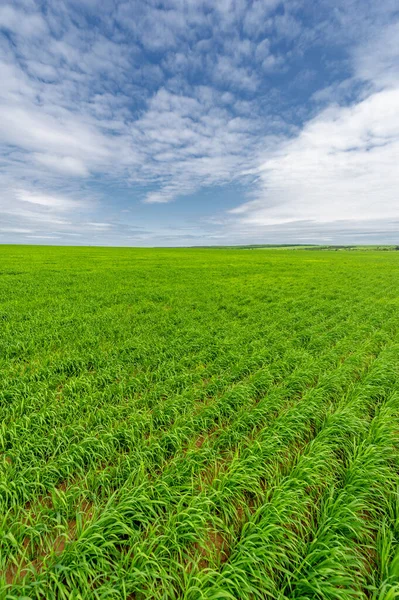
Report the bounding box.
[0,0,398,247]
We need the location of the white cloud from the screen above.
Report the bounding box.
[0,0,398,245]
[0,0,283,227]
[0,98,114,168]
[129,86,265,203]
[0,227,32,233]
[86,222,112,228]
[229,16,399,235]
[0,5,47,37]
[16,189,82,210]
[26,235,59,239]
[33,154,89,176]
[354,21,399,89]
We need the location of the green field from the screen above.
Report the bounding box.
[1,246,399,599]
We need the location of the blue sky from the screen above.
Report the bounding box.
[0,0,398,246]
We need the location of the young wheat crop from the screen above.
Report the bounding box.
[1,246,399,599]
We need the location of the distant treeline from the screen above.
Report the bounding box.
[191,244,399,251]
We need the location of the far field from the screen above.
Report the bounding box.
[1,246,399,599]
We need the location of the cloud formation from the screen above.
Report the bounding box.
[232,87,399,226]
[227,3,399,242]
[0,0,398,245]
